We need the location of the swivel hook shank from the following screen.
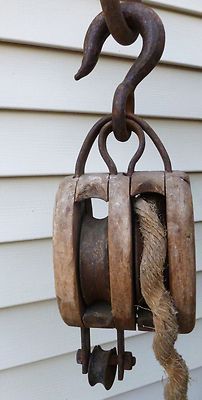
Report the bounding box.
[113,4,165,141]
[75,3,165,142]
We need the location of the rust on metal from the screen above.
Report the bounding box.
[88,346,117,390]
[53,0,196,391]
[75,2,165,141]
[80,215,109,306]
[127,114,172,173]
[83,303,114,328]
[77,347,136,370]
[80,327,91,374]
[117,330,125,380]
[100,0,142,45]
[53,114,196,386]
[74,115,111,177]
[98,118,145,175]
[77,334,136,389]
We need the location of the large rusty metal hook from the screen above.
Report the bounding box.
[75,2,165,142]
[100,0,142,45]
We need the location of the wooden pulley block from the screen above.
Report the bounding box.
[53,170,134,330]
[53,114,196,389]
[53,116,144,331]
[96,116,196,334]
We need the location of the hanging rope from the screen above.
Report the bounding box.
[134,197,189,400]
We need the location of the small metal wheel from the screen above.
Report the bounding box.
[88,346,117,390]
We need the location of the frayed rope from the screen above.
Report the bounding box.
[134,197,189,400]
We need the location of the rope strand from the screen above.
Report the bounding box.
[134,197,189,400]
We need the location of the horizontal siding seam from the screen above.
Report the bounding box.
[0,109,201,123]
[0,295,54,310]
[2,170,202,179]
[1,268,201,309]
[1,296,202,314]
[1,171,202,180]
[107,365,202,400]
[0,107,201,122]
[145,1,202,17]
[0,39,201,71]
[0,331,147,372]
[0,335,201,383]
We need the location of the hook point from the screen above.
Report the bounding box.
[74,72,82,81]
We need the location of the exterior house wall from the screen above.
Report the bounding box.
[0,1,201,399]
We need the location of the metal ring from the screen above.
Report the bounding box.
[98,119,145,175]
[74,2,164,142]
[100,0,141,45]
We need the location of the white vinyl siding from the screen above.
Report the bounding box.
[1,321,202,399]
[0,1,201,66]
[0,1,201,399]
[0,45,201,117]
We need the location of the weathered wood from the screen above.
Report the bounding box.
[166,171,196,333]
[53,176,84,327]
[131,171,165,197]
[108,174,135,330]
[75,173,111,328]
[75,173,109,202]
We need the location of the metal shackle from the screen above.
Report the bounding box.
[53,116,196,390]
